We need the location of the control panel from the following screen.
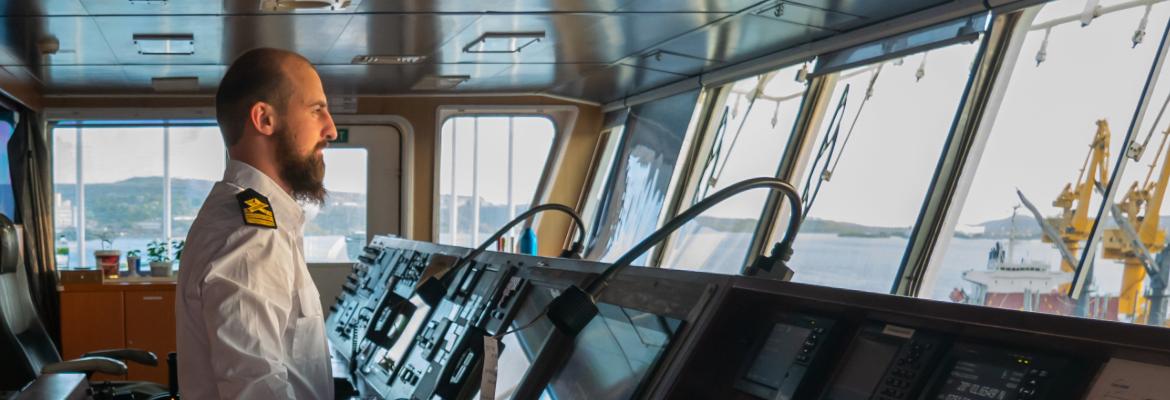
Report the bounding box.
[326,237,1170,400]
[735,314,836,400]
[821,323,947,400]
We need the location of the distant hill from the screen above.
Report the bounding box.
[974,214,1170,240]
[56,176,365,239]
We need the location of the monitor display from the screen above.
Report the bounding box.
[934,358,1029,400]
[372,295,432,375]
[824,336,901,400]
[743,323,813,389]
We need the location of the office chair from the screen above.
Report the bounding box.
[0,214,170,399]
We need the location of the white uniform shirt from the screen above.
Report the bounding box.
[176,160,333,399]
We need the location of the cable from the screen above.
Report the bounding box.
[802,85,850,218]
[452,203,587,273]
[586,177,804,296]
[417,203,587,306]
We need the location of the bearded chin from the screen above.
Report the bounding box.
[275,125,327,206]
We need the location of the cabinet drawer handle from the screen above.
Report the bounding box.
[142,296,164,301]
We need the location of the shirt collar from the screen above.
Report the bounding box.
[223,160,305,228]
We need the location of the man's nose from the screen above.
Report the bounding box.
[323,110,338,141]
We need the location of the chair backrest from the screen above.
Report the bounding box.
[0,214,62,390]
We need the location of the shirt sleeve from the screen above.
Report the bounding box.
[199,227,298,399]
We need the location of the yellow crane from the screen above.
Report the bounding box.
[1046,119,1112,281]
[1103,122,1170,325]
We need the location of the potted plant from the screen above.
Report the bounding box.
[126,249,142,277]
[147,240,174,277]
[93,232,120,279]
[173,240,184,267]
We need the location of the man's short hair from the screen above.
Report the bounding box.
[215,48,309,146]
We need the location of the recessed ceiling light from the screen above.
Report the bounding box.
[463,32,545,54]
[411,75,470,91]
[152,77,198,92]
[351,55,427,65]
[259,0,351,11]
[133,34,194,55]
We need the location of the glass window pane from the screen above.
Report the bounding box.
[439,122,455,244]
[82,127,164,267]
[930,1,1170,327]
[53,127,80,268]
[586,89,702,264]
[169,126,225,240]
[790,41,981,292]
[437,116,556,248]
[304,148,368,262]
[579,125,625,243]
[664,63,809,274]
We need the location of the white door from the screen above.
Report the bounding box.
[307,124,401,312]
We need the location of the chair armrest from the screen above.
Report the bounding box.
[41,356,128,376]
[81,349,158,367]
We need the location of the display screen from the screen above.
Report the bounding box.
[825,336,901,400]
[379,295,432,374]
[935,359,1028,400]
[744,323,813,389]
[546,302,683,399]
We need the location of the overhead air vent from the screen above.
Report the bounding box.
[411,75,470,91]
[259,0,350,11]
[133,34,194,55]
[463,32,545,54]
[351,55,427,65]
[152,77,199,92]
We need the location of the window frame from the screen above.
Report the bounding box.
[48,119,224,267]
[431,105,577,246]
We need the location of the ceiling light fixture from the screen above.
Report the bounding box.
[463,32,545,54]
[411,75,470,91]
[133,33,194,55]
[259,0,351,11]
[152,77,199,92]
[351,55,428,65]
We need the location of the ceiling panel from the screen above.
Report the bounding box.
[357,0,624,13]
[92,16,224,65]
[458,62,608,92]
[431,12,729,65]
[321,14,478,64]
[750,1,864,31]
[655,14,830,69]
[616,0,767,12]
[0,0,86,16]
[39,65,128,94]
[316,63,514,95]
[223,15,352,63]
[223,0,365,14]
[534,12,732,63]
[122,64,226,92]
[5,16,122,66]
[77,0,224,15]
[618,49,719,76]
[548,64,687,103]
[785,0,953,21]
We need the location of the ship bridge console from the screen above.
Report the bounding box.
[329,236,1170,400]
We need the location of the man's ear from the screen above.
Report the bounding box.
[248,101,278,137]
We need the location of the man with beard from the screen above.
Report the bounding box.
[176,48,337,399]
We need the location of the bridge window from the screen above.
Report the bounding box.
[52,122,224,269]
[303,148,368,262]
[787,40,983,293]
[930,1,1170,327]
[437,115,556,248]
[661,63,810,274]
[585,89,703,264]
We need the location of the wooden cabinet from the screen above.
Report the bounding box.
[59,281,176,384]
